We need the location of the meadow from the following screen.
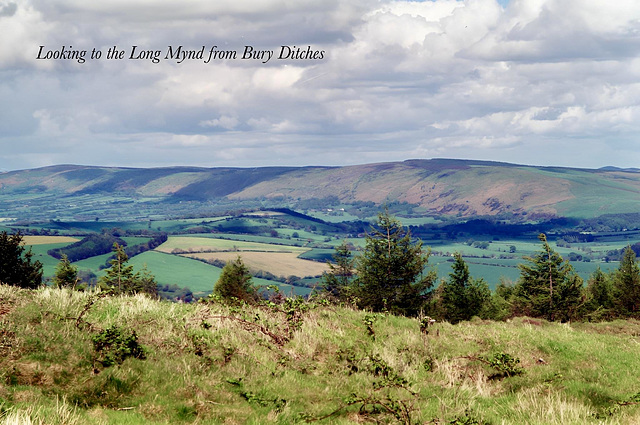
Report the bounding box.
[2,285,640,424]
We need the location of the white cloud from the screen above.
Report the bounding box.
[199,115,239,130]
[1,0,640,170]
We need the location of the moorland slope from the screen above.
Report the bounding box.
[2,159,640,218]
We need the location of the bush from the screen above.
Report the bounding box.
[92,325,146,368]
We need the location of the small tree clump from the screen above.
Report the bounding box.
[613,246,640,316]
[439,253,491,323]
[99,243,157,296]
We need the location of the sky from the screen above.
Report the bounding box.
[1,0,640,171]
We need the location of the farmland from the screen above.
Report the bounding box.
[8,205,640,297]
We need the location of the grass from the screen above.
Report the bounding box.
[3,285,640,424]
[154,236,325,282]
[27,243,76,279]
[128,251,222,296]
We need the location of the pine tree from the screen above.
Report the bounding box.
[53,254,79,289]
[0,231,43,289]
[613,246,640,316]
[584,266,614,316]
[353,210,435,315]
[99,243,135,294]
[440,253,490,323]
[321,241,354,300]
[131,265,158,298]
[513,234,583,321]
[213,256,256,303]
[99,244,158,296]
[441,252,470,324]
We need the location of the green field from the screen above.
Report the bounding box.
[28,243,74,279]
[130,251,310,297]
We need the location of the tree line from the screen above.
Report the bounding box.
[314,212,640,323]
[48,232,167,263]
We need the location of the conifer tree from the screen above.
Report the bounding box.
[53,254,79,289]
[613,246,640,315]
[441,252,470,324]
[440,252,490,323]
[353,210,435,315]
[213,256,256,303]
[0,231,43,289]
[131,265,158,298]
[321,241,354,300]
[513,234,583,321]
[584,266,614,317]
[98,243,157,296]
[99,243,135,294]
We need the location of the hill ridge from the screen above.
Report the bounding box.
[1,158,639,219]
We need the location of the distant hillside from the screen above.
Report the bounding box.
[1,159,640,219]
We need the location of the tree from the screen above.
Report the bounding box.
[353,210,435,315]
[130,265,158,298]
[613,246,640,316]
[583,266,614,320]
[0,231,43,289]
[441,252,470,324]
[321,241,354,300]
[53,254,79,289]
[513,234,583,321]
[99,243,157,296]
[440,253,490,323]
[213,256,257,303]
[99,243,135,294]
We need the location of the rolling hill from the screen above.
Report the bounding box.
[1,159,639,219]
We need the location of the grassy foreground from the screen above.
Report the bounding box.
[1,285,640,424]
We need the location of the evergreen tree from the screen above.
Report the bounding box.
[441,252,470,324]
[583,266,614,318]
[98,243,157,296]
[213,256,256,303]
[613,246,640,316]
[440,253,490,323]
[99,243,135,294]
[353,210,435,315]
[467,277,492,319]
[513,234,583,321]
[53,254,78,289]
[131,265,158,298]
[321,241,354,300]
[0,231,43,289]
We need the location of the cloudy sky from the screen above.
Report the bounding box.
[1,0,640,171]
